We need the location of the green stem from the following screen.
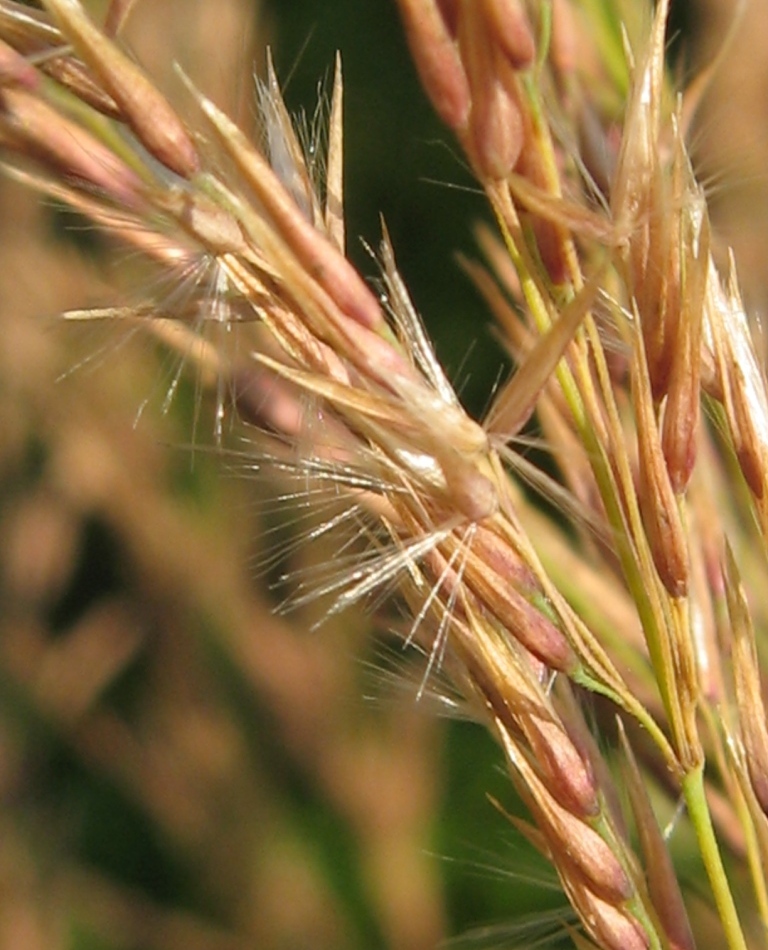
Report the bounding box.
[682,765,749,950]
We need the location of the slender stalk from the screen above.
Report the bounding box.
[682,765,749,950]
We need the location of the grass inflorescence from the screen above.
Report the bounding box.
[2,1,768,947]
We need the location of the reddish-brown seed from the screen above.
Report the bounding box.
[43,0,199,179]
[480,0,535,70]
[619,725,696,950]
[0,87,142,206]
[396,0,471,130]
[459,9,523,180]
[726,545,768,816]
[0,38,38,88]
[633,339,689,598]
[499,726,632,903]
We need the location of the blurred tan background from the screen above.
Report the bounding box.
[685,0,768,313]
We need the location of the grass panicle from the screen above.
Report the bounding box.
[3,0,768,947]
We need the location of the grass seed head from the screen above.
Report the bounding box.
[0,36,39,88]
[708,256,768,505]
[659,174,707,495]
[566,886,650,950]
[619,723,696,950]
[395,0,471,131]
[0,2,121,117]
[480,0,535,71]
[498,722,632,905]
[457,4,525,180]
[632,330,689,598]
[5,0,768,946]
[43,0,199,178]
[725,545,768,816]
[0,86,142,206]
[398,0,540,181]
[184,75,384,335]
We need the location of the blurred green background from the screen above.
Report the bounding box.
[267,0,508,420]
[1,1,767,948]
